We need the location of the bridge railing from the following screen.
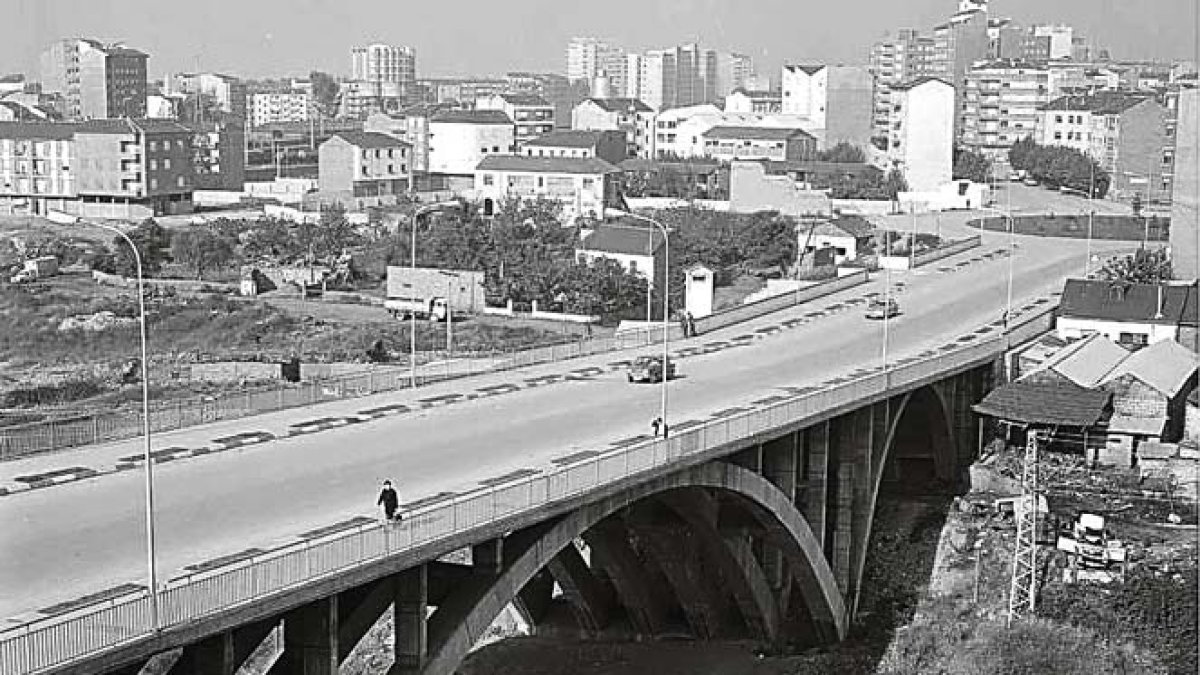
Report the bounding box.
[0,301,1058,675]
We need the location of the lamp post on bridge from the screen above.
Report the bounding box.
[72,215,159,631]
[978,206,1015,328]
[606,212,671,436]
[408,201,461,390]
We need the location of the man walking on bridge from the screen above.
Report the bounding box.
[377,480,401,523]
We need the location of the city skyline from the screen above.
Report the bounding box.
[4,0,1197,82]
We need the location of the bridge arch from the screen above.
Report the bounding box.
[423,461,848,675]
[850,384,958,615]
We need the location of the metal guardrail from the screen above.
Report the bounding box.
[913,236,983,268]
[0,301,1059,674]
[0,272,874,461]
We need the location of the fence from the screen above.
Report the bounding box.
[0,301,1058,675]
[1,272,874,460]
[912,236,983,268]
[0,330,673,461]
[694,270,870,334]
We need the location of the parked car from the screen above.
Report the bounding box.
[1022,178,1040,187]
[865,297,900,320]
[9,269,37,284]
[627,355,676,383]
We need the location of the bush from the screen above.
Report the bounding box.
[2,379,107,408]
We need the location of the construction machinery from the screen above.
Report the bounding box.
[1056,513,1128,583]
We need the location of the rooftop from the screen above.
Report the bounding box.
[1024,333,1130,388]
[729,89,781,99]
[785,65,826,75]
[77,119,194,135]
[703,126,814,141]
[523,130,608,148]
[891,76,954,91]
[974,380,1112,427]
[431,110,514,125]
[579,223,665,257]
[1060,279,1196,325]
[486,93,551,107]
[1042,92,1150,114]
[583,98,653,113]
[1099,338,1197,397]
[476,155,618,175]
[0,121,77,141]
[329,131,409,149]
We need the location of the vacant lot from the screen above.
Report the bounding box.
[968,213,1169,241]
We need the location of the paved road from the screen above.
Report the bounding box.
[0,232,1132,622]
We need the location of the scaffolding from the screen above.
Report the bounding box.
[1007,428,1042,625]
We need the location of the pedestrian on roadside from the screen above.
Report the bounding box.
[685,312,696,337]
[377,480,401,523]
[651,417,663,437]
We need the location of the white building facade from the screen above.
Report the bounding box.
[887,77,955,193]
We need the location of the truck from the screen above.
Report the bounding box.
[10,256,58,283]
[385,266,485,322]
[385,296,450,322]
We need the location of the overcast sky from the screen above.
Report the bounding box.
[5,0,1197,81]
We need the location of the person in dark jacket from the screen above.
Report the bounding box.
[377,480,400,522]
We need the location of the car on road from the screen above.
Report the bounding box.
[627,355,676,383]
[1022,178,1040,187]
[865,297,900,320]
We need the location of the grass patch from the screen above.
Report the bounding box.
[967,214,1169,241]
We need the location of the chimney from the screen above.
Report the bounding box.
[1154,284,1165,320]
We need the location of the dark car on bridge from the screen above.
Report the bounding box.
[627,355,676,383]
[865,297,900,320]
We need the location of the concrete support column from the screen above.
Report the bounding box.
[393,565,429,674]
[584,519,669,636]
[271,596,338,675]
[472,539,504,577]
[730,444,764,474]
[516,569,555,627]
[832,463,854,595]
[801,423,829,552]
[634,515,727,639]
[170,632,235,675]
[762,433,799,503]
[547,542,612,634]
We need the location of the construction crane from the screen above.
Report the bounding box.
[1007,428,1042,625]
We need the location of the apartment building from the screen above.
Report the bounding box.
[725,89,783,114]
[522,130,626,165]
[887,77,956,192]
[428,109,516,180]
[782,64,874,149]
[960,60,1050,173]
[317,131,411,208]
[870,29,938,140]
[170,72,247,120]
[248,92,310,127]
[40,39,148,120]
[474,155,620,224]
[701,126,816,162]
[1047,62,1122,98]
[1170,88,1198,280]
[475,93,555,149]
[571,97,655,158]
[1036,92,1168,197]
[0,119,196,218]
[567,37,627,95]
[351,43,417,103]
[653,104,814,159]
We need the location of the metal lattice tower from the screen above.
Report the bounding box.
[1007,429,1041,625]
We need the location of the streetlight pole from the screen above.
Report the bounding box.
[408,201,460,389]
[81,218,159,630]
[610,213,670,434]
[980,206,1015,326]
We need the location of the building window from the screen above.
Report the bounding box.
[362,165,369,177]
[163,158,171,169]
[1055,115,1062,123]
[483,173,494,186]
[582,178,595,189]
[388,164,394,173]
[150,140,158,151]
[1054,132,1062,140]
[493,146,500,153]
[629,260,638,275]
[362,150,370,159]
[388,149,394,159]
[1118,332,1149,348]
[150,159,158,170]
[177,176,185,187]
[375,149,382,158]
[481,147,488,153]
[150,178,158,189]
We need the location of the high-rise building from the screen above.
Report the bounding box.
[888,77,956,192]
[870,29,940,140]
[960,60,1050,174]
[40,38,148,119]
[1169,87,1198,280]
[350,43,417,103]
[634,43,723,111]
[931,5,991,136]
[566,38,626,94]
[781,64,874,148]
[170,73,247,120]
[715,52,754,98]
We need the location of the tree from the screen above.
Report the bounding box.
[817,141,867,164]
[1098,248,1172,284]
[1007,138,1110,198]
[883,169,909,200]
[113,220,171,277]
[170,227,236,280]
[953,147,992,183]
[1008,136,1038,173]
[309,71,341,119]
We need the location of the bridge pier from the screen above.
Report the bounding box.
[631,505,730,639]
[268,597,339,675]
[391,565,429,674]
[801,422,830,552]
[546,542,613,634]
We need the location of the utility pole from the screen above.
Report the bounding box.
[1007,428,1042,626]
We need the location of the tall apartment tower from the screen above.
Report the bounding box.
[566,38,626,95]
[870,29,937,140]
[40,38,148,119]
[888,77,956,192]
[351,43,417,102]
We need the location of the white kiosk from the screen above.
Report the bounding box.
[684,263,714,319]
